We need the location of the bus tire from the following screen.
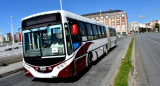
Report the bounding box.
[87,53,92,67]
[105,45,108,55]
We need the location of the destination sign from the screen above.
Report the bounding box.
[22,13,61,27]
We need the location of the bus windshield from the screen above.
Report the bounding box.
[22,24,65,57]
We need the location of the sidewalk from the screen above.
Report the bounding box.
[0,62,23,78]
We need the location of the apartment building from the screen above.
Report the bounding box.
[82,9,128,36]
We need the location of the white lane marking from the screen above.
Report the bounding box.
[145,37,160,45]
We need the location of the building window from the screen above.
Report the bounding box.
[117,25,120,30]
[111,14,115,18]
[122,14,125,17]
[96,17,99,20]
[122,18,125,21]
[122,25,125,30]
[101,16,103,19]
[117,14,120,17]
[106,15,108,18]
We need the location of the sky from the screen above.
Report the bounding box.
[0,0,160,35]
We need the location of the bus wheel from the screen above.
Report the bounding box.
[105,45,108,55]
[87,53,92,67]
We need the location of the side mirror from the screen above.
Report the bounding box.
[72,24,78,35]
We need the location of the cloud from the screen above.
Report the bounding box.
[138,15,145,18]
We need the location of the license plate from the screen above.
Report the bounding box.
[40,67,46,70]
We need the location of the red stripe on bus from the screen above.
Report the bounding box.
[75,42,93,58]
[74,55,86,74]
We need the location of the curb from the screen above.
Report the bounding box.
[128,37,137,86]
[100,36,133,86]
[0,67,24,78]
[0,54,22,66]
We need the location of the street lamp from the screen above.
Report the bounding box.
[10,16,14,44]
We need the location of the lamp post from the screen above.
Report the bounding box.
[60,0,63,11]
[10,16,14,44]
[100,9,102,22]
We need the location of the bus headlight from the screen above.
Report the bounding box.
[57,62,67,70]
[24,64,31,70]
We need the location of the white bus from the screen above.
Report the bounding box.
[21,10,117,78]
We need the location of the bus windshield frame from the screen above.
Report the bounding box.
[22,23,66,58]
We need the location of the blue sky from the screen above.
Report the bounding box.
[0,0,160,35]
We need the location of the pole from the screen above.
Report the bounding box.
[60,0,63,11]
[100,9,102,22]
[60,0,64,24]
[11,16,14,44]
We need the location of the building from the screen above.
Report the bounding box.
[0,35,3,43]
[82,9,128,36]
[128,22,145,33]
[6,32,12,42]
[15,32,20,42]
[128,22,140,33]
[145,20,160,29]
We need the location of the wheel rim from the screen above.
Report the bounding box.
[106,48,108,54]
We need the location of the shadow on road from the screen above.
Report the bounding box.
[32,66,91,83]
[32,46,117,83]
[93,46,117,65]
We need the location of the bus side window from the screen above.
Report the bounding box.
[103,27,107,37]
[109,28,112,37]
[101,26,105,38]
[96,26,100,39]
[86,23,93,40]
[92,25,98,39]
[68,19,81,50]
[97,26,102,38]
[65,23,73,55]
[78,21,86,36]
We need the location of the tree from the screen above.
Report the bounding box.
[155,23,159,32]
[139,27,146,33]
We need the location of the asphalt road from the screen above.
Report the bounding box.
[135,33,160,86]
[0,36,132,86]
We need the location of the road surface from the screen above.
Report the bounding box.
[135,33,160,86]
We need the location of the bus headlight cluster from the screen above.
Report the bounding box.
[24,64,31,70]
[57,62,67,69]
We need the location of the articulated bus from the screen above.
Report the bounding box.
[21,10,117,78]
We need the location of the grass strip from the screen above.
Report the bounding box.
[114,36,134,86]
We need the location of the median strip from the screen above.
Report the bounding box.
[114,36,134,86]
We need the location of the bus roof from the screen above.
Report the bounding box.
[22,10,105,26]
